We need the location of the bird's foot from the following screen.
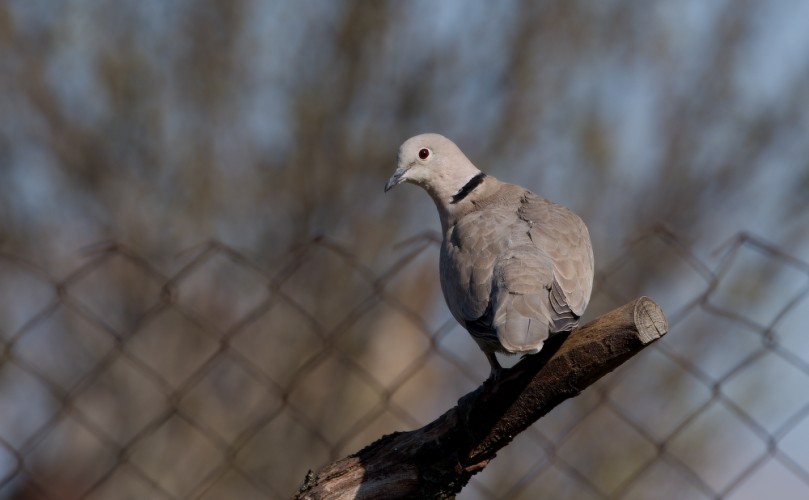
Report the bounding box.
[485,351,505,382]
[487,366,507,381]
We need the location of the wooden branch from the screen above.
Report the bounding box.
[295,297,668,500]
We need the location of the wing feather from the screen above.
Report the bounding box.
[440,184,593,355]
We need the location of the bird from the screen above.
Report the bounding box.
[385,133,594,379]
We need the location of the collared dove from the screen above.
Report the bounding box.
[385,133,594,378]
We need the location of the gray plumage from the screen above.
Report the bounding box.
[385,133,594,377]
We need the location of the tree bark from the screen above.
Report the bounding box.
[295,297,668,499]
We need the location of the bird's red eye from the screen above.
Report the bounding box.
[418,148,430,160]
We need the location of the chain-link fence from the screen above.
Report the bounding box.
[1,228,809,499]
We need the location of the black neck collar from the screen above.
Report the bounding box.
[450,173,486,204]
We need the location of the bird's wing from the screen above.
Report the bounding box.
[489,234,557,352]
[440,209,509,329]
[517,191,594,321]
[489,190,594,352]
[439,193,555,353]
[440,188,593,354]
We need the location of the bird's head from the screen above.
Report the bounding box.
[385,133,482,204]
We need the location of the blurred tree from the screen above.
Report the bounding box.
[1,0,808,499]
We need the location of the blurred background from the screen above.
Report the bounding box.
[1,0,809,498]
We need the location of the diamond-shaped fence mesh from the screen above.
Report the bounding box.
[1,229,809,499]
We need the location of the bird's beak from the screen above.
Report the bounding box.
[384,166,407,192]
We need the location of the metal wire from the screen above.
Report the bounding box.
[1,229,808,499]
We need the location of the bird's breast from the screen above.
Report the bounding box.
[440,212,520,322]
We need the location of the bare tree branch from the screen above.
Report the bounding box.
[296,297,668,500]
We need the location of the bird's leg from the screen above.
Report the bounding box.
[485,351,505,380]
